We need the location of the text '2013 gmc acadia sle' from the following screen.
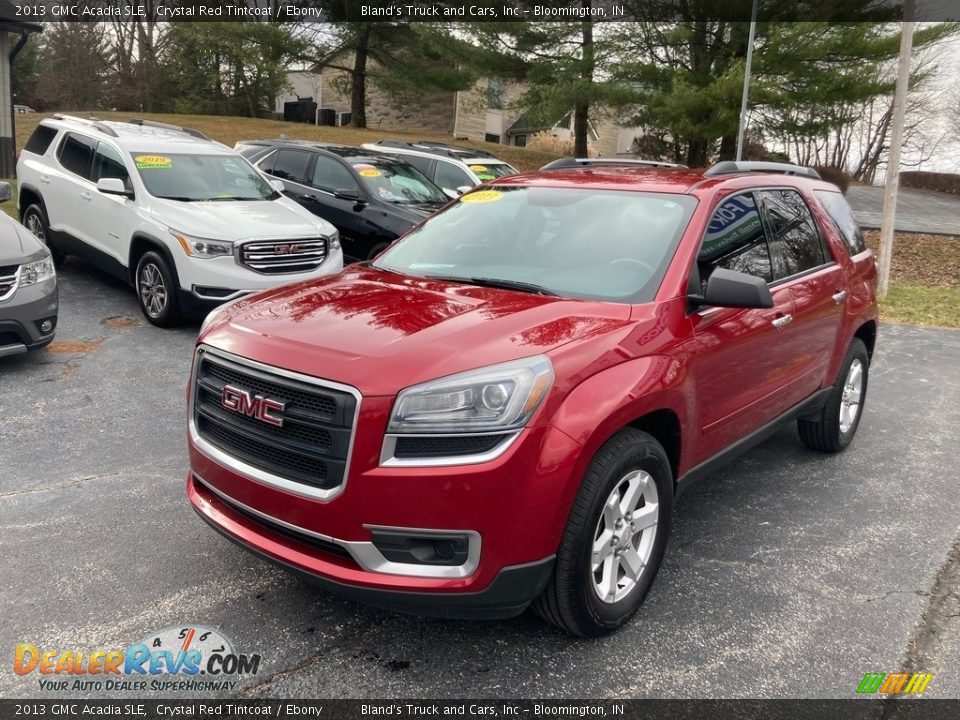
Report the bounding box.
[187,161,878,636]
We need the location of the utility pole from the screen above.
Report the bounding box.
[877,8,915,297]
[735,0,760,162]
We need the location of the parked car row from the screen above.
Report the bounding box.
[10,114,519,331]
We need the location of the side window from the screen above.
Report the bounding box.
[257,150,276,174]
[697,193,773,289]
[814,189,867,256]
[434,162,473,191]
[399,153,434,176]
[759,190,827,279]
[24,125,58,156]
[56,133,96,179]
[92,143,129,186]
[311,156,357,193]
[268,149,311,184]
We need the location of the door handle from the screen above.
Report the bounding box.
[39,176,50,184]
[832,290,848,304]
[80,192,92,202]
[301,193,317,202]
[771,314,793,330]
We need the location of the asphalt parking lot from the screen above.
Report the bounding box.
[2,258,959,700]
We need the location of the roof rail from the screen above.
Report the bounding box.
[128,118,210,141]
[540,157,688,171]
[704,161,821,180]
[372,139,464,161]
[51,113,118,138]
[416,140,497,159]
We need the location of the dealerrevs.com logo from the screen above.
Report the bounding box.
[14,625,261,693]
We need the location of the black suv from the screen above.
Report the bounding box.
[236,140,448,261]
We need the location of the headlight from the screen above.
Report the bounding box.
[20,249,55,286]
[388,356,554,434]
[327,229,341,251]
[171,229,233,259]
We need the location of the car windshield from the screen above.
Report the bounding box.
[135,153,276,201]
[352,161,447,205]
[373,186,697,303]
[467,162,517,181]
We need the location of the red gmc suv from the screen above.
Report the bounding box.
[186,160,877,636]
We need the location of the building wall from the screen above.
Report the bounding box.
[454,79,526,144]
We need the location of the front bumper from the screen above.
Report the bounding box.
[0,277,58,356]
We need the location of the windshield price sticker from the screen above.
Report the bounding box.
[135,155,172,169]
[460,190,503,204]
[354,164,382,178]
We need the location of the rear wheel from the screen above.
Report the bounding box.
[135,251,182,327]
[534,428,672,637]
[798,337,869,452]
[22,204,64,264]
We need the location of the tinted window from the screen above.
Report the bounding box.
[815,190,866,255]
[268,149,311,184]
[434,162,473,190]
[698,193,772,287]
[760,190,826,279]
[24,125,57,156]
[92,143,129,185]
[311,156,357,193]
[351,160,446,205]
[57,133,96,179]
[399,153,434,175]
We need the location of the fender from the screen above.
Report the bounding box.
[128,232,181,288]
[545,355,691,545]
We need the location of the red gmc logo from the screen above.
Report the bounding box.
[220,385,286,427]
[274,244,302,255]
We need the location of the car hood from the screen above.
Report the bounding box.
[0,214,44,263]
[149,196,333,241]
[202,266,633,395]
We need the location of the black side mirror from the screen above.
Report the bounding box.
[691,267,774,310]
[334,187,363,203]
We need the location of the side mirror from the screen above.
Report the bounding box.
[269,179,285,193]
[456,185,473,195]
[442,188,459,200]
[0,181,11,203]
[334,187,363,203]
[692,267,774,310]
[96,178,132,198]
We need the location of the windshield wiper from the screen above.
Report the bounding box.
[155,195,196,202]
[424,274,557,296]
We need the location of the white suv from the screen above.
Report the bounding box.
[16,115,342,326]
[360,140,517,197]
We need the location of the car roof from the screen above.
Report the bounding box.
[361,141,515,167]
[242,139,413,165]
[42,116,232,155]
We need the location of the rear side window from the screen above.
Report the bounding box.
[815,190,867,255]
[57,133,96,179]
[697,193,773,287]
[758,190,827,280]
[434,161,473,191]
[400,153,434,175]
[92,142,130,186]
[268,149,311,184]
[24,125,57,156]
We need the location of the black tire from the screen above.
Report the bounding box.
[798,338,869,453]
[135,251,182,327]
[534,428,673,637]
[367,242,390,260]
[21,203,64,265]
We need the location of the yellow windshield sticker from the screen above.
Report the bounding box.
[460,190,503,204]
[469,165,488,172]
[135,155,172,169]
[358,168,381,178]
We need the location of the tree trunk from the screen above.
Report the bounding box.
[718,133,736,161]
[686,139,708,168]
[350,26,370,128]
[573,17,594,157]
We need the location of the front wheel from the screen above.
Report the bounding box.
[135,251,182,327]
[22,204,64,265]
[798,337,869,453]
[534,428,673,637]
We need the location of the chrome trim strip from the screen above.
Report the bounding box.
[189,344,361,502]
[379,431,521,468]
[191,286,249,302]
[195,474,480,579]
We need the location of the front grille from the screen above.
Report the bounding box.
[193,350,357,492]
[394,434,510,459]
[239,238,328,274]
[0,266,19,301]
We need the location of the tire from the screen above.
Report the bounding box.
[534,428,673,637]
[135,251,182,327]
[798,337,869,453]
[22,203,64,265]
[367,242,390,260]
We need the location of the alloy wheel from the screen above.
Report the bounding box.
[839,358,863,433]
[25,212,45,242]
[139,263,167,318]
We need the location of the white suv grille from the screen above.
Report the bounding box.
[238,238,328,275]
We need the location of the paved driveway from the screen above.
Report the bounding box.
[1,260,958,699]
[847,185,960,236]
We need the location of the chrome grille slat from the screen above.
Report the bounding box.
[238,238,328,275]
[0,267,20,302]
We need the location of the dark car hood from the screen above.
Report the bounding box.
[202,266,632,396]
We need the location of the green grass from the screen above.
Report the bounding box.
[880,284,960,329]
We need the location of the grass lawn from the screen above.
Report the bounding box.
[3,112,957,328]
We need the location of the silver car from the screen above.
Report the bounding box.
[0,182,58,357]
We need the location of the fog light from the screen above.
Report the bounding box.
[39,320,53,334]
[433,539,456,561]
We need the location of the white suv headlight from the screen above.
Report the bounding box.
[20,249,56,286]
[388,356,554,434]
[171,229,233,259]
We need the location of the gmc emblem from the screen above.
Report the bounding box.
[274,244,302,255]
[221,385,286,427]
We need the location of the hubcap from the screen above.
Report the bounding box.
[138,263,167,318]
[591,469,659,604]
[25,212,45,241]
[839,358,863,433]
